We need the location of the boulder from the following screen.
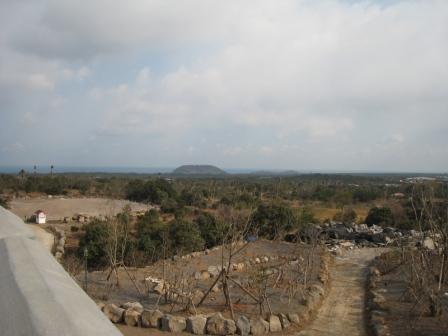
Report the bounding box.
[186,315,207,335]
[192,289,204,304]
[198,271,211,280]
[225,319,237,335]
[141,309,164,328]
[268,315,282,332]
[287,313,300,325]
[97,302,105,311]
[121,301,144,313]
[56,244,64,253]
[145,277,169,295]
[232,263,245,272]
[208,265,221,278]
[153,281,167,295]
[250,317,269,335]
[278,313,290,329]
[370,267,381,277]
[370,292,387,311]
[161,315,187,332]
[103,303,124,323]
[206,313,236,335]
[423,237,435,250]
[236,315,250,336]
[372,233,388,244]
[124,309,141,327]
[206,313,226,335]
[310,284,325,296]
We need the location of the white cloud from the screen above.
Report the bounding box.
[26,73,54,90]
[1,0,448,171]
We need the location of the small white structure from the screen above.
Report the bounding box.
[35,210,46,224]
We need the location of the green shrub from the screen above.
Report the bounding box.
[77,219,109,267]
[365,207,395,227]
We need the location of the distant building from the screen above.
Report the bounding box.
[35,210,46,224]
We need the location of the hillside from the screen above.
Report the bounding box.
[172,165,227,175]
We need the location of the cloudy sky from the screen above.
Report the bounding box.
[0,0,447,172]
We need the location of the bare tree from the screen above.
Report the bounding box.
[197,206,255,319]
[402,183,448,319]
[103,204,142,295]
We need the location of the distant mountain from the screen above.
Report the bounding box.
[172,165,227,175]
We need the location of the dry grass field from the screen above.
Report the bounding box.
[9,197,150,221]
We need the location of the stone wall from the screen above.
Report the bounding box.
[366,260,390,336]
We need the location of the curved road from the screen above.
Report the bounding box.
[297,248,383,336]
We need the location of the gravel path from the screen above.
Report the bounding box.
[297,248,383,336]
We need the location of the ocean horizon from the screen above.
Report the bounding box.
[0,165,446,176]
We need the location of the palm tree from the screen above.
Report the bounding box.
[18,169,26,180]
[50,165,54,175]
[33,165,37,175]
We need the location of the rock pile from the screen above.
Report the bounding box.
[297,222,440,252]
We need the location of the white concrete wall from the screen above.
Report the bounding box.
[0,206,123,336]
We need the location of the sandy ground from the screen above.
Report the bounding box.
[297,248,384,336]
[10,197,150,220]
[29,225,54,251]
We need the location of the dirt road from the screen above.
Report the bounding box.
[297,248,384,336]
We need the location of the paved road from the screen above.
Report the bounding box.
[297,248,383,336]
[29,225,54,251]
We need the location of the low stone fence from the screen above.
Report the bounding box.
[366,260,390,336]
[99,250,332,335]
[51,227,66,261]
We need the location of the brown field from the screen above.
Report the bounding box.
[311,206,370,222]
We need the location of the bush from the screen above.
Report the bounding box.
[251,203,298,239]
[126,178,177,204]
[195,212,228,248]
[136,209,167,255]
[77,219,109,267]
[70,225,79,232]
[160,198,179,213]
[169,219,204,254]
[333,208,357,224]
[365,207,395,227]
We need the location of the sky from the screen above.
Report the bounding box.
[0,0,447,172]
